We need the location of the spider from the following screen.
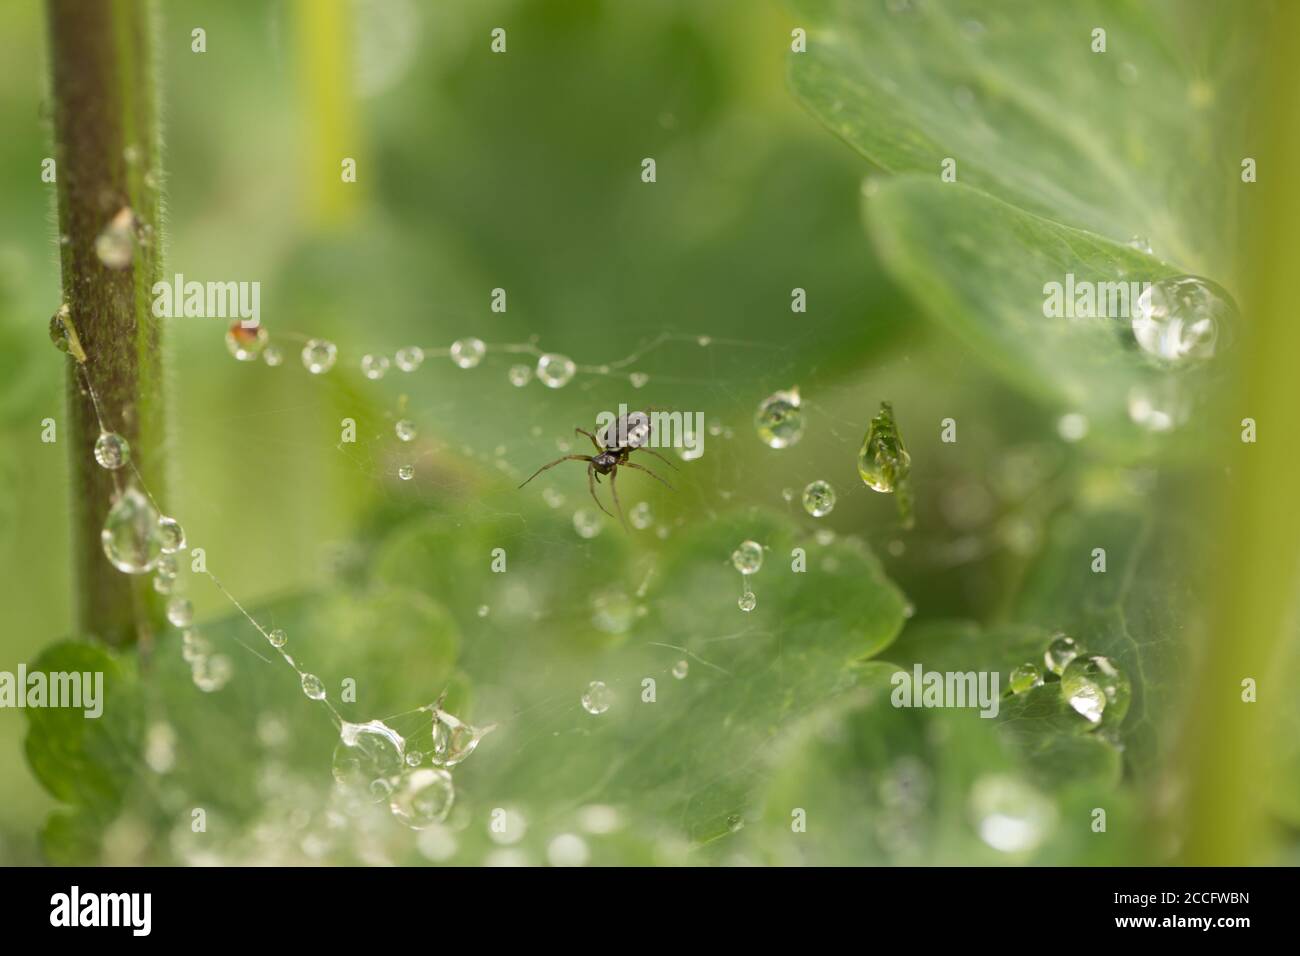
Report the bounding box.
[519,410,677,528]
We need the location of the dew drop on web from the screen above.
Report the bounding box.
[101,485,163,574]
[754,387,805,449]
[536,352,576,388]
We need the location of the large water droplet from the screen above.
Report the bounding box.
[429,709,495,768]
[802,480,836,517]
[1009,662,1043,694]
[360,353,390,380]
[301,339,337,374]
[95,207,135,269]
[166,597,194,628]
[300,673,326,700]
[969,774,1055,854]
[536,353,576,388]
[1131,275,1234,364]
[225,322,268,362]
[389,768,455,829]
[394,346,424,372]
[101,486,163,574]
[333,719,406,801]
[1061,655,1130,726]
[1043,633,1080,675]
[581,680,613,715]
[754,387,805,448]
[450,337,485,369]
[94,432,130,470]
[158,516,186,554]
[857,401,910,493]
[731,540,764,575]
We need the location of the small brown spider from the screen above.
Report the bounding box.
[519,410,677,528]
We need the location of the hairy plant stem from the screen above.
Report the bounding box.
[47,0,164,647]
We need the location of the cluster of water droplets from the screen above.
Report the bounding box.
[1007,632,1130,729]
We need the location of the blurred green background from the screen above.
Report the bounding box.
[0,0,1294,865]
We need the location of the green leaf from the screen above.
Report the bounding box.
[865,176,1186,419]
[449,510,910,845]
[1015,503,1195,771]
[23,640,143,814]
[788,0,1244,273]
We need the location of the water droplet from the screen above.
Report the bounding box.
[1043,633,1080,675]
[1127,235,1153,254]
[536,353,576,388]
[394,346,424,372]
[166,597,194,628]
[672,660,688,679]
[754,388,804,448]
[360,353,390,380]
[155,553,178,579]
[395,419,417,442]
[301,673,326,700]
[333,719,405,800]
[1056,413,1088,442]
[507,363,532,387]
[970,774,1054,854]
[547,832,590,867]
[429,709,495,767]
[1131,275,1234,365]
[101,486,163,574]
[697,335,712,347]
[267,628,287,648]
[738,592,757,612]
[49,304,86,362]
[726,813,745,833]
[225,322,268,362]
[1127,381,1191,433]
[262,345,283,367]
[390,768,455,829]
[301,339,338,374]
[629,371,649,388]
[477,604,489,618]
[731,540,764,575]
[405,750,424,767]
[450,337,485,369]
[858,401,910,493]
[573,508,603,539]
[802,480,836,517]
[591,589,635,635]
[398,464,415,481]
[192,653,232,692]
[581,680,613,715]
[628,501,653,530]
[158,516,186,554]
[1009,662,1043,694]
[181,628,211,663]
[1061,655,1130,726]
[95,207,135,269]
[94,432,130,470]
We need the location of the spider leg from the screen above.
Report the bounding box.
[632,447,679,471]
[575,427,603,453]
[608,464,630,531]
[518,455,592,489]
[587,463,615,519]
[622,459,675,491]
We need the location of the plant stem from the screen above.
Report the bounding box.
[47,0,164,646]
